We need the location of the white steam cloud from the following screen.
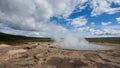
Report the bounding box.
[53,30,105,50]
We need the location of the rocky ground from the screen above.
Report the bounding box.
[0,42,120,68]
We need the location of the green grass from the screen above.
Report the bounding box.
[0,32,120,44]
[86,37,120,44]
[0,32,53,43]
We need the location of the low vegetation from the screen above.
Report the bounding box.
[86,37,120,44]
[0,32,120,44]
[0,32,53,45]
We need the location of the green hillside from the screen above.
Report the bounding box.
[0,32,53,43]
[86,37,120,44]
[0,32,120,44]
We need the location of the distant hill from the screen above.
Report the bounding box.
[0,32,53,43]
[86,37,120,44]
[0,32,120,44]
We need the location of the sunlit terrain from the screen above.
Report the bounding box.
[0,32,120,68]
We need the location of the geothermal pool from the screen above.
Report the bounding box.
[58,43,113,50]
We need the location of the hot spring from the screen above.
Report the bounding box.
[52,30,112,50]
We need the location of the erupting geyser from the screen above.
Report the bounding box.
[52,29,107,50]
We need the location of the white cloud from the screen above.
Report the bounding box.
[91,22,95,25]
[0,0,72,34]
[90,0,120,16]
[116,17,120,24]
[70,16,87,27]
[89,25,120,36]
[71,25,120,37]
[0,0,87,32]
[89,29,103,35]
[73,27,90,34]
[70,0,88,13]
[89,22,96,27]
[112,0,120,5]
[101,22,112,26]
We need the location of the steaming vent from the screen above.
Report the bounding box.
[53,31,111,50]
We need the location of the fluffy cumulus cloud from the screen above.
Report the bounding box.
[88,25,120,37]
[90,0,120,16]
[101,22,112,26]
[116,17,120,24]
[0,0,87,35]
[0,0,70,36]
[103,25,120,35]
[70,16,87,27]
[0,0,49,31]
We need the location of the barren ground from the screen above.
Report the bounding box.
[0,42,120,68]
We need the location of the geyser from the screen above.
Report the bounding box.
[52,28,106,50]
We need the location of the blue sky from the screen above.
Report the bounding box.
[0,0,120,37]
[51,4,120,29]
